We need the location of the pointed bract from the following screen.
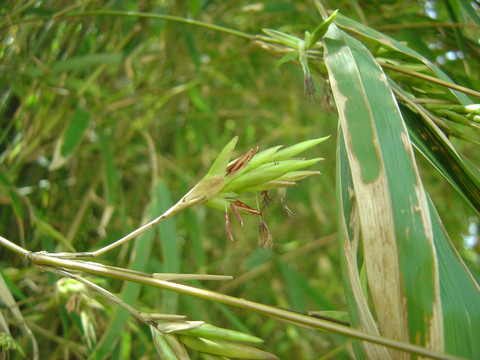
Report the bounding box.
[305,10,339,49]
[270,137,330,162]
[205,136,238,178]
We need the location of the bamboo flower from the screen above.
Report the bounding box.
[197,136,329,243]
[260,10,338,101]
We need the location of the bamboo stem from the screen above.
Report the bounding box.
[381,62,480,99]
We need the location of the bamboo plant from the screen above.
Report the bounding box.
[1,1,479,359]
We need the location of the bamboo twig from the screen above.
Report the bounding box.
[381,62,480,99]
[44,193,206,258]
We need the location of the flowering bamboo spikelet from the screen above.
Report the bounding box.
[260,11,337,102]
[202,137,328,209]
[193,136,329,243]
[153,321,278,360]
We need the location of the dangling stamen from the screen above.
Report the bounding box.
[230,202,244,226]
[281,193,297,218]
[258,218,273,250]
[225,206,234,242]
[261,190,276,218]
[232,200,262,216]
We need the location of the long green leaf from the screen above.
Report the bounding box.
[325,24,443,358]
[157,179,180,314]
[0,170,23,220]
[61,108,90,157]
[397,98,480,216]
[27,53,123,77]
[457,0,480,24]
[100,132,117,205]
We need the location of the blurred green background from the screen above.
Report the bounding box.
[1,1,478,359]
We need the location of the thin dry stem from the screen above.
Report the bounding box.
[48,193,206,258]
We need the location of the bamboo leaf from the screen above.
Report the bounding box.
[60,108,90,156]
[336,127,391,359]
[157,180,181,314]
[397,98,480,216]
[325,24,443,358]
[100,132,117,205]
[457,0,480,24]
[26,53,123,77]
[275,259,307,311]
[0,171,23,220]
[49,108,91,170]
[91,184,160,358]
[427,195,480,359]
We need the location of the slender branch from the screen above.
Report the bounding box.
[66,10,252,40]
[381,62,480,99]
[375,22,480,31]
[0,235,29,257]
[0,9,253,40]
[46,194,205,258]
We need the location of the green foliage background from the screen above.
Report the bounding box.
[1,1,479,359]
